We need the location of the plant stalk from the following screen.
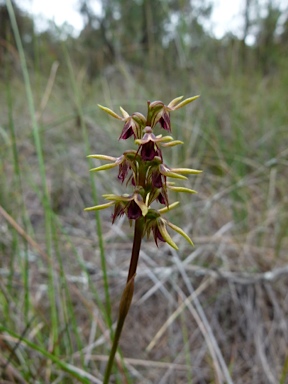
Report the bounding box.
[103,218,144,383]
[127,218,144,283]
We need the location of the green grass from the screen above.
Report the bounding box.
[1,2,288,383]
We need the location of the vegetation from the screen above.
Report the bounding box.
[0,0,288,383]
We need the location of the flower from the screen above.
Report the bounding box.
[147,100,171,131]
[146,95,200,132]
[88,150,140,184]
[152,223,166,246]
[159,164,202,179]
[103,191,149,219]
[84,191,149,222]
[135,126,174,161]
[135,126,162,161]
[87,96,201,249]
[117,158,130,183]
[127,200,142,220]
[97,104,146,140]
[152,169,163,188]
[87,154,123,172]
[111,201,126,223]
[119,112,146,140]
[144,207,194,250]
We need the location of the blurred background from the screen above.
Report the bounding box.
[0,0,288,383]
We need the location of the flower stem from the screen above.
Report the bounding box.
[127,218,144,282]
[103,218,143,383]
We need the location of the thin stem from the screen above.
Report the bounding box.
[127,218,144,282]
[103,218,144,383]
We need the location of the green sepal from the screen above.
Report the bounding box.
[87,154,116,161]
[146,208,161,220]
[84,202,114,212]
[90,163,117,172]
[160,165,187,180]
[158,219,178,250]
[165,172,187,180]
[158,201,179,214]
[132,112,146,126]
[147,100,164,127]
[119,106,129,118]
[171,167,202,175]
[158,136,174,142]
[161,140,183,148]
[135,194,148,217]
[147,156,162,167]
[167,96,184,109]
[166,221,194,246]
[172,95,200,110]
[103,193,130,201]
[134,135,173,145]
[98,104,123,120]
[168,186,197,194]
[124,150,140,161]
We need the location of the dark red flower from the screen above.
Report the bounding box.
[112,202,125,223]
[140,141,160,161]
[119,119,135,140]
[147,101,172,131]
[159,110,171,132]
[153,225,166,246]
[127,200,142,220]
[152,170,163,188]
[118,160,129,183]
[119,113,146,140]
[136,127,162,161]
[157,192,167,205]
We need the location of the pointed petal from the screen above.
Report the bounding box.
[112,202,125,223]
[147,101,165,128]
[103,193,132,202]
[172,95,200,110]
[166,221,194,246]
[90,163,118,172]
[168,186,197,194]
[171,167,202,175]
[98,104,123,120]
[87,154,117,161]
[132,112,146,125]
[158,201,180,214]
[167,96,183,108]
[119,106,130,118]
[160,165,187,180]
[84,202,114,212]
[134,194,148,216]
[159,112,171,131]
[158,219,178,250]
[156,136,174,143]
[161,140,183,148]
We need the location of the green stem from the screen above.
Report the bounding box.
[103,218,144,384]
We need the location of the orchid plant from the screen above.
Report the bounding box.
[85,95,201,383]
